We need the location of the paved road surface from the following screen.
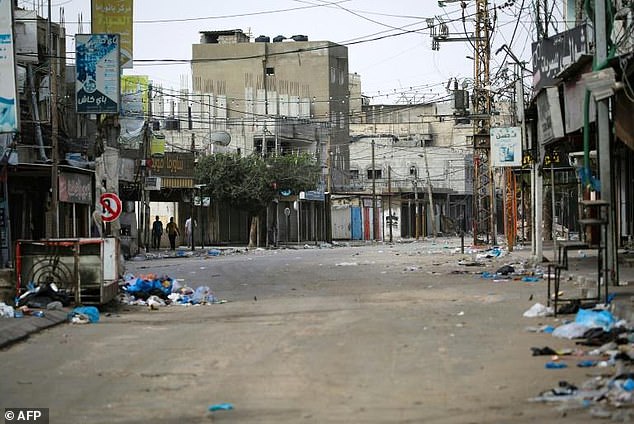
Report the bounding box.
[0,240,601,423]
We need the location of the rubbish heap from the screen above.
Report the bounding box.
[525,304,634,420]
[120,273,224,307]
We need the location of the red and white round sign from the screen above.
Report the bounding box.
[100,193,122,222]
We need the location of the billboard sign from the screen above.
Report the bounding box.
[75,33,120,114]
[92,0,133,68]
[490,127,522,167]
[531,24,589,95]
[0,0,18,132]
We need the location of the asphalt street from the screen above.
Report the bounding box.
[0,239,625,423]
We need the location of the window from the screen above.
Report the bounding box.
[367,169,382,179]
[350,169,359,180]
[266,67,275,76]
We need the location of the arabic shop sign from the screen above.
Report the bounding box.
[150,152,195,178]
[75,33,120,114]
[59,172,92,204]
[91,0,133,69]
[531,24,589,95]
[490,127,522,167]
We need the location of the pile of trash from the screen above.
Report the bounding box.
[120,273,224,307]
[525,304,634,419]
[15,281,71,309]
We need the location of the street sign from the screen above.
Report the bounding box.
[100,193,122,222]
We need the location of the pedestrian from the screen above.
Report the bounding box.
[151,215,163,250]
[185,216,196,248]
[166,217,179,250]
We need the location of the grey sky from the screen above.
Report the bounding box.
[25,0,542,104]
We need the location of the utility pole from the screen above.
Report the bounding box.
[388,166,393,243]
[371,139,377,241]
[413,170,419,239]
[48,0,59,238]
[421,143,436,238]
[432,0,494,245]
[473,0,494,245]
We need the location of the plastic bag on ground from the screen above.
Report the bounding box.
[0,302,15,318]
[147,295,166,310]
[552,322,590,339]
[192,286,215,304]
[575,308,615,331]
[523,303,554,318]
[68,306,100,323]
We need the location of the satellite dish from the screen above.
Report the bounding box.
[205,131,231,146]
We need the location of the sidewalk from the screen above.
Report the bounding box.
[0,310,68,349]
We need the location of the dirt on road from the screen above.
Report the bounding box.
[0,239,616,423]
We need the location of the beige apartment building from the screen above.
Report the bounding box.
[189,29,350,190]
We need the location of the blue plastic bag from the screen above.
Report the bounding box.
[68,306,100,323]
[575,308,615,331]
[208,403,233,411]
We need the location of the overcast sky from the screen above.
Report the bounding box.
[23,0,541,104]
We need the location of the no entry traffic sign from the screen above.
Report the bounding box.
[100,193,122,222]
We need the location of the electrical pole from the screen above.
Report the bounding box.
[432,0,494,245]
[371,139,377,241]
[388,166,393,243]
[422,143,436,238]
[48,0,59,238]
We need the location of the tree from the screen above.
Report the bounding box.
[195,152,321,247]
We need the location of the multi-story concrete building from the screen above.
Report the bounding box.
[342,100,475,240]
[188,29,349,190]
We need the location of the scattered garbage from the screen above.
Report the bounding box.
[16,282,71,308]
[528,301,634,420]
[119,273,224,307]
[523,303,554,318]
[46,301,63,310]
[0,302,15,318]
[552,322,590,339]
[531,346,558,356]
[147,295,166,310]
[575,308,615,332]
[208,403,234,412]
[496,265,515,275]
[68,306,100,324]
[122,273,174,299]
[545,361,568,369]
[521,276,540,283]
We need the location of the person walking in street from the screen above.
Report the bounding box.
[151,216,163,250]
[185,216,196,248]
[166,217,179,250]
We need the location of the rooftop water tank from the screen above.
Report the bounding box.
[272,35,286,42]
[290,35,308,41]
[255,35,270,43]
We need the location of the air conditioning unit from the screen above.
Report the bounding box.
[145,176,162,191]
